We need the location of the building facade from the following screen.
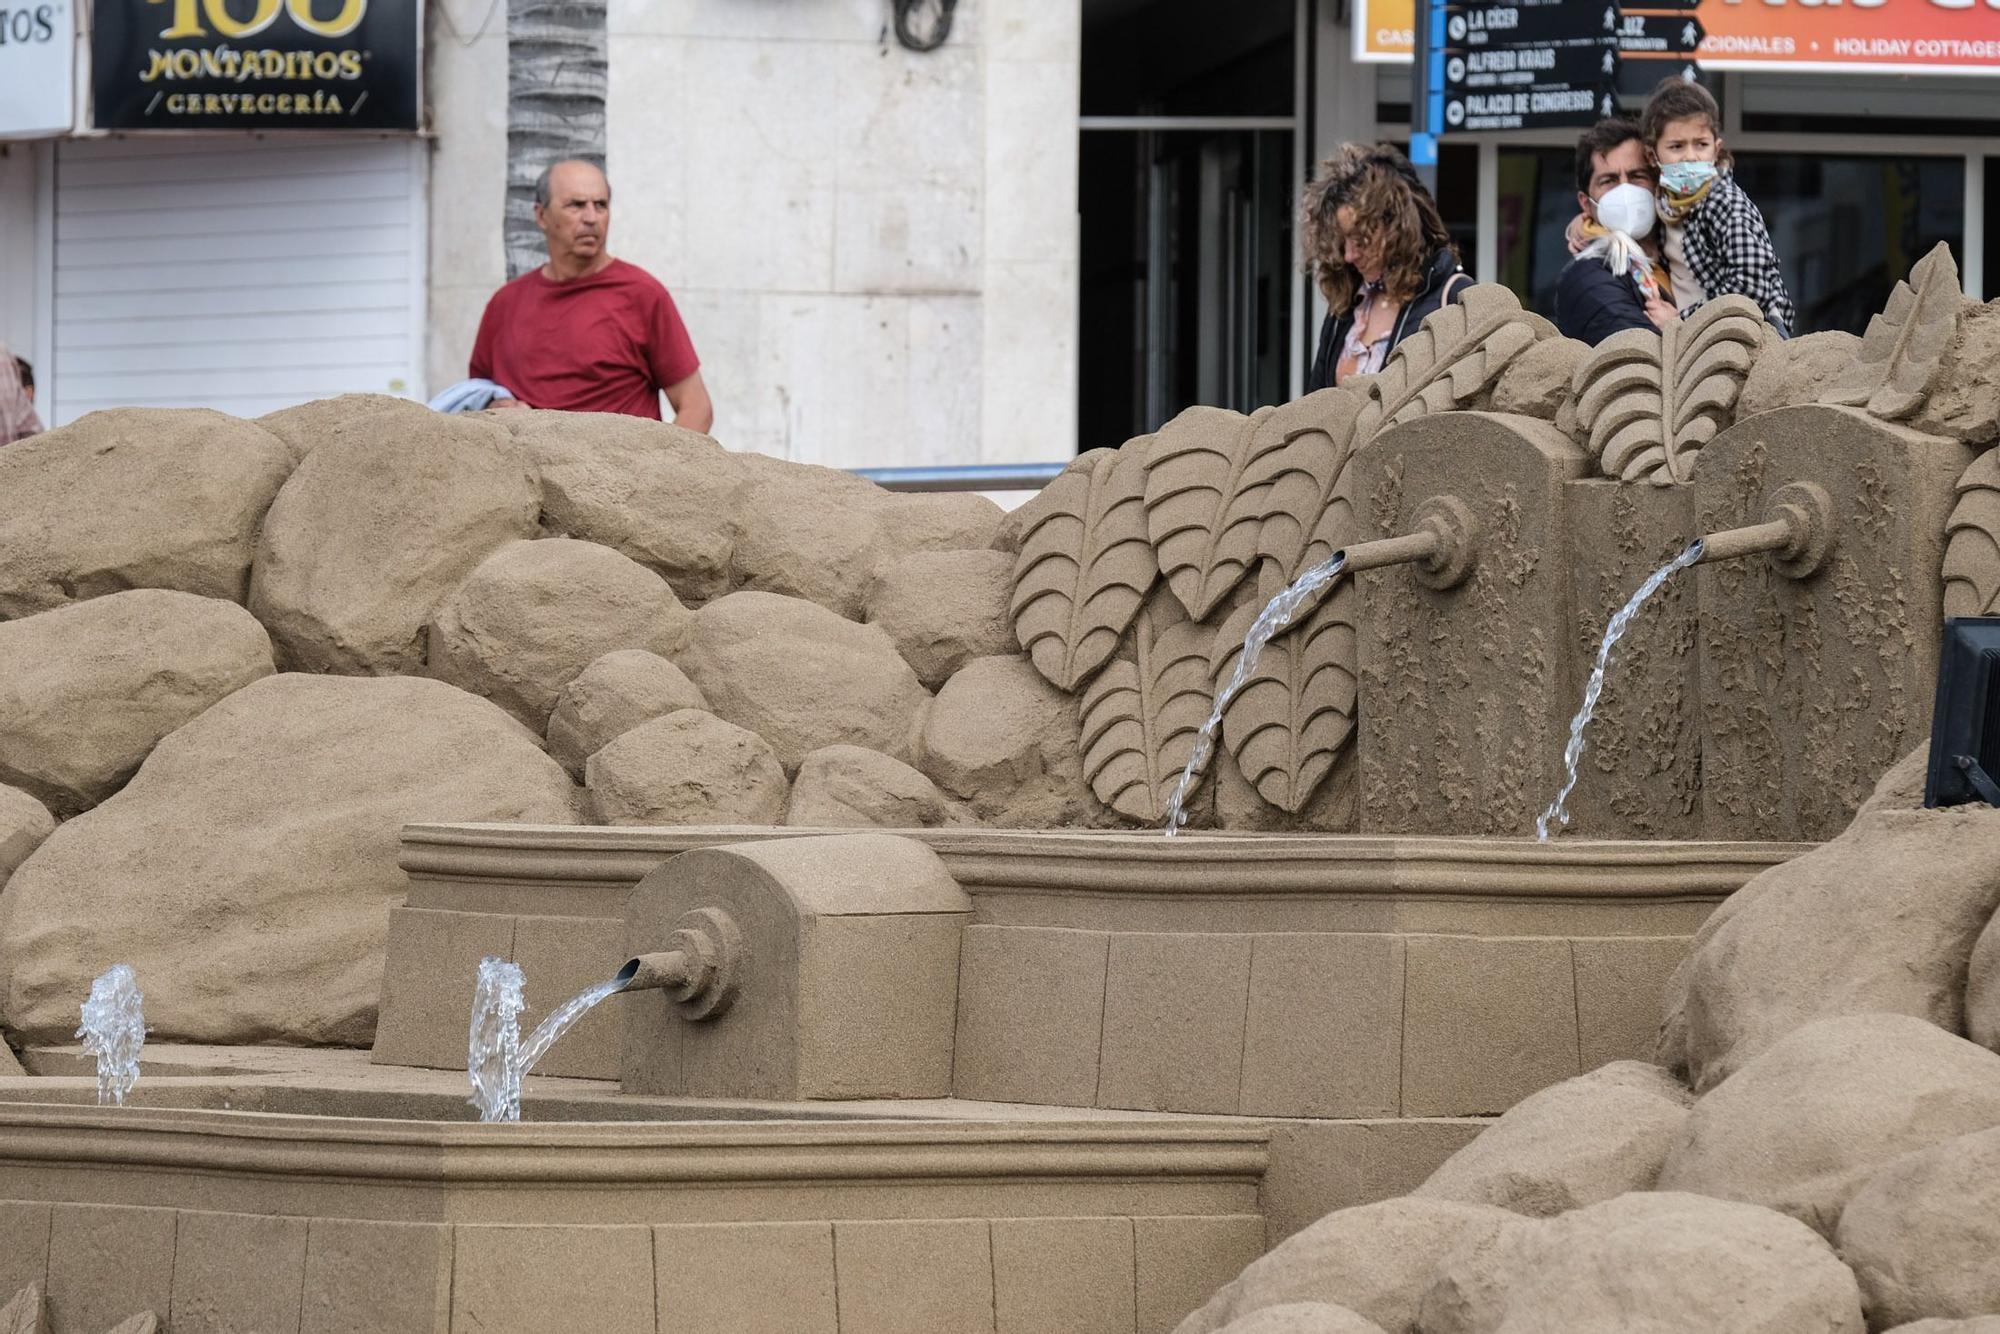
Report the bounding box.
[3,0,1998,470]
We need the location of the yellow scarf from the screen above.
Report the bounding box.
[1576,218,1674,303]
[1656,175,1716,225]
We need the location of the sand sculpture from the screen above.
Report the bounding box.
[0,245,1997,1329]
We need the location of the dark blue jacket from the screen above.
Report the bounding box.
[1555,253,1656,346]
[1308,248,1466,392]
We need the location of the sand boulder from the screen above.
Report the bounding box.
[586,709,787,826]
[1657,1013,2000,1237]
[1885,1322,2000,1333]
[1738,329,1862,419]
[1971,910,2000,1054]
[784,745,971,828]
[1676,796,2000,1090]
[545,649,708,777]
[875,491,1005,557]
[425,538,691,728]
[1838,1125,2000,1328]
[677,591,930,770]
[256,393,441,465]
[0,786,53,887]
[0,674,580,1045]
[1418,1191,1863,1334]
[1177,1198,1515,1334]
[1412,1060,1691,1217]
[249,414,537,673]
[921,655,1093,826]
[0,591,275,814]
[1915,299,2000,445]
[730,456,892,618]
[1214,1305,1387,1334]
[866,548,1016,687]
[505,410,745,603]
[0,407,294,619]
[1491,337,1585,421]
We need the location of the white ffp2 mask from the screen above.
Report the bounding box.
[1594,182,1657,239]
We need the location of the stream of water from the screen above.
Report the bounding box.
[76,964,145,1107]
[1162,552,1349,835]
[1535,539,1705,842]
[467,958,625,1123]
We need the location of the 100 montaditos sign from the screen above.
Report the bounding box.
[1360,0,2000,72]
[93,0,419,130]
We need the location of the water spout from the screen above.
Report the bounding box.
[1536,541,1705,842]
[1689,481,1834,578]
[1160,495,1481,835]
[76,964,145,1107]
[467,959,628,1123]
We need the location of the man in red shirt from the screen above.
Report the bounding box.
[469,159,714,432]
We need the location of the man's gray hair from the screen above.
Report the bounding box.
[533,159,611,208]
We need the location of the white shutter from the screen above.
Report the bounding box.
[50,136,425,426]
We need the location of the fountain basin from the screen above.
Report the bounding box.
[381,826,1803,1119]
[0,1061,1265,1333]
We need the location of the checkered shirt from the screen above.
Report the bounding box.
[1679,174,1797,337]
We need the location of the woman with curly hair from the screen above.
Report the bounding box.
[1303,144,1468,391]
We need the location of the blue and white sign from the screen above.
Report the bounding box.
[0,0,75,137]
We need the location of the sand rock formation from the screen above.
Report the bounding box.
[876,490,1005,557]
[545,649,709,777]
[0,786,53,888]
[1656,1012,2000,1238]
[1175,1198,1515,1334]
[1837,1124,2000,1328]
[0,408,294,619]
[784,745,971,828]
[585,709,788,826]
[425,537,692,728]
[678,591,930,771]
[867,548,1016,688]
[504,410,745,603]
[1737,329,1862,418]
[1488,336,1585,421]
[922,654,1093,826]
[1673,759,2000,1089]
[1885,1321,2000,1333]
[1418,1191,1864,1333]
[0,674,580,1045]
[256,392,442,464]
[729,456,897,618]
[1213,1304,1387,1334]
[1972,912,2000,1054]
[0,590,274,814]
[249,413,538,673]
[1411,1060,1692,1217]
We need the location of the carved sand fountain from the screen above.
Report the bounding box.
[2,243,1996,1331]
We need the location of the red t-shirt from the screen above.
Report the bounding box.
[468,259,699,419]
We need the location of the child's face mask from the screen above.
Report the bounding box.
[1594,183,1657,239]
[1658,161,1718,194]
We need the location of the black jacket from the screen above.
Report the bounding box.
[1307,248,1467,392]
[1554,253,1656,346]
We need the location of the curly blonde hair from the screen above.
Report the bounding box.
[1300,144,1456,315]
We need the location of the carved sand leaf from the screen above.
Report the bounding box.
[1079,598,1216,822]
[1943,451,2000,618]
[1350,284,1554,450]
[1573,296,1767,487]
[1256,386,1367,582]
[1010,441,1159,692]
[1209,563,1359,813]
[1822,240,1962,421]
[0,1283,40,1334]
[1143,405,1289,621]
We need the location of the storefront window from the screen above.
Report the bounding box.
[1496,148,1964,337]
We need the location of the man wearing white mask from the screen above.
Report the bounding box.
[1554,119,1680,346]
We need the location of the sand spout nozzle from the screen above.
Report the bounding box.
[1334,495,1481,591]
[1691,481,1834,580]
[615,906,743,1021]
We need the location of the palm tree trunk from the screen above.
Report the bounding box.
[506,0,608,279]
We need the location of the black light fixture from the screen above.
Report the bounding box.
[1923,617,2000,808]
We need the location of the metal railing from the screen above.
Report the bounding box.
[850,462,1069,493]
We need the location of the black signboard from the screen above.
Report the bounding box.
[1434,1,1619,133]
[1618,12,1705,56]
[92,0,420,131]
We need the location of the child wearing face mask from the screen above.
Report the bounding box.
[1643,78,1796,337]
